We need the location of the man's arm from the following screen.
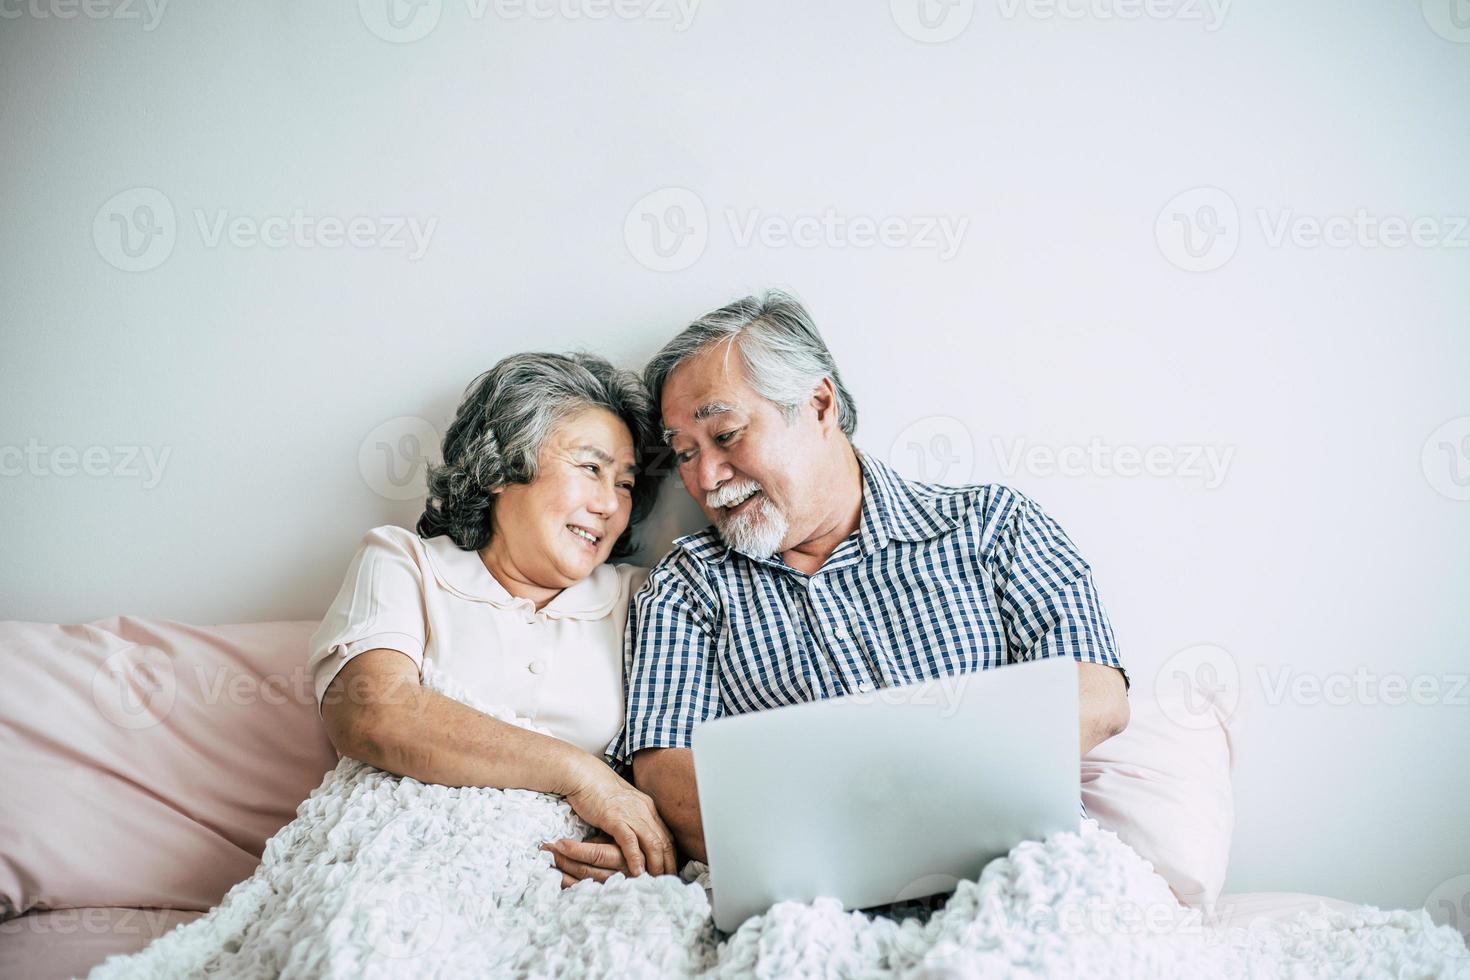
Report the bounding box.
[985,489,1132,757]
[1078,661,1129,755]
[632,747,706,862]
[555,558,721,880]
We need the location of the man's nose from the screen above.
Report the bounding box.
[695,451,732,496]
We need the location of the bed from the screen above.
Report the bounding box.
[0,618,1459,978]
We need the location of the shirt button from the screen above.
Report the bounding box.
[527,661,544,675]
[856,681,875,694]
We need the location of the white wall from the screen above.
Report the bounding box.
[2,0,1466,918]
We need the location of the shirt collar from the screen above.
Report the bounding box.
[671,447,959,565]
[422,534,623,620]
[852,448,960,553]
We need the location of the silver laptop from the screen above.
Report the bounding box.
[691,655,1080,932]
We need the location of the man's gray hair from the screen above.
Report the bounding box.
[643,290,858,440]
[416,351,661,559]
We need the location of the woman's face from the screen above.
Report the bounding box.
[488,407,638,589]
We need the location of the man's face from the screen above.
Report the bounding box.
[661,345,823,558]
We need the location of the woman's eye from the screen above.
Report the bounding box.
[582,463,600,475]
[617,482,634,493]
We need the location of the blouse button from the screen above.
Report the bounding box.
[527,661,544,675]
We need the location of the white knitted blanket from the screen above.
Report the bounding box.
[88,662,1469,979]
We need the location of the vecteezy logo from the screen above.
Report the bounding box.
[93,188,176,272]
[1153,643,1240,731]
[1423,874,1470,959]
[888,416,975,485]
[1155,187,1240,272]
[1422,0,1470,42]
[890,0,975,43]
[363,871,445,958]
[359,0,442,43]
[1422,416,1470,501]
[93,647,177,730]
[623,187,708,272]
[359,416,442,501]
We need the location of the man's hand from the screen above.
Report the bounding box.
[542,832,635,888]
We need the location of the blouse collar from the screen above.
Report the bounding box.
[422,535,623,620]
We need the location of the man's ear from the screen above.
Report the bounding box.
[809,378,838,432]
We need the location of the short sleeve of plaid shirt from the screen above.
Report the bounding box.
[607,556,723,767]
[986,489,1130,693]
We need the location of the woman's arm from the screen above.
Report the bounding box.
[320,648,676,876]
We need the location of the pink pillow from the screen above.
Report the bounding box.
[0,618,338,919]
[1081,686,1235,910]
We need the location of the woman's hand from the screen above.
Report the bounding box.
[550,760,676,884]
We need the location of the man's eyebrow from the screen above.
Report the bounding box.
[694,401,736,422]
[662,402,739,445]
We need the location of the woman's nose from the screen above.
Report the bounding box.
[588,480,619,516]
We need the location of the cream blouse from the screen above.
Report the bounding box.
[307,525,648,758]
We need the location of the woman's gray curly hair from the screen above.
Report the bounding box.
[416,352,662,560]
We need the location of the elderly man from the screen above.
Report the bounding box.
[554,290,1129,881]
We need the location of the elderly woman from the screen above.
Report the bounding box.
[308,351,677,884]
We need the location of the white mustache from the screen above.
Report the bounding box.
[706,478,762,510]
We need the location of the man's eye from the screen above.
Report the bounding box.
[675,450,694,465]
[715,430,738,445]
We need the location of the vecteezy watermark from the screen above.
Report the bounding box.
[92,657,422,730]
[363,870,446,959]
[623,187,708,273]
[992,436,1235,489]
[93,647,177,730]
[93,187,176,272]
[1421,0,1470,44]
[994,0,1230,31]
[0,440,171,489]
[1422,416,1470,501]
[553,895,677,958]
[1424,874,1470,959]
[885,885,1206,964]
[1156,186,1470,272]
[889,416,976,485]
[359,416,442,501]
[1257,666,1469,708]
[890,0,976,43]
[726,209,968,261]
[93,188,438,272]
[1008,896,1206,939]
[1155,187,1240,272]
[358,0,700,43]
[846,674,971,718]
[0,906,185,938]
[1153,643,1240,731]
[623,187,970,271]
[358,0,443,42]
[193,209,437,260]
[1256,209,1470,251]
[0,0,168,30]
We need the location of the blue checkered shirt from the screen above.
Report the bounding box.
[609,450,1128,817]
